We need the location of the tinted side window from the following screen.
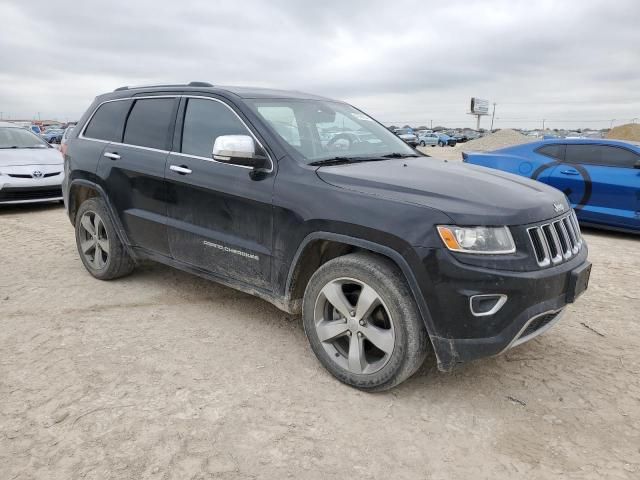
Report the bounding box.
[181,98,250,157]
[565,144,639,168]
[83,100,131,141]
[536,144,564,160]
[123,98,176,150]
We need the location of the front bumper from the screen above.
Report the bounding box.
[0,165,64,204]
[414,245,590,370]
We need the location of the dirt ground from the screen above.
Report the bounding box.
[1,203,639,480]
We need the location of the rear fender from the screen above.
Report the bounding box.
[67,179,135,258]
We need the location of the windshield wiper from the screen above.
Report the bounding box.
[381,153,421,158]
[308,156,388,166]
[309,153,421,166]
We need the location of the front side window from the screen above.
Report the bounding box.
[181,98,251,158]
[565,144,639,168]
[247,99,416,163]
[255,106,300,147]
[0,127,49,149]
[83,100,131,142]
[123,98,176,150]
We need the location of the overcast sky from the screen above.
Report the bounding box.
[1,0,638,129]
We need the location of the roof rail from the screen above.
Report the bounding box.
[113,81,214,92]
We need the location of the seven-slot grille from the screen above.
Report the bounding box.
[527,211,583,267]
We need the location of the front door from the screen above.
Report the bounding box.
[165,97,275,289]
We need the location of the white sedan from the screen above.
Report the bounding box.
[0,122,64,204]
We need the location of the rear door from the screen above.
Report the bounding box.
[97,96,179,256]
[547,144,640,229]
[165,96,275,289]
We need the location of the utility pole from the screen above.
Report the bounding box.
[430,119,433,130]
[490,103,496,131]
[542,119,546,130]
[610,119,615,129]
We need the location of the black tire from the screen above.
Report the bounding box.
[302,252,430,391]
[420,141,426,147]
[74,197,135,280]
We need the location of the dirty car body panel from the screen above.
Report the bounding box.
[63,85,591,371]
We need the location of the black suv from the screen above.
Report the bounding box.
[63,82,591,391]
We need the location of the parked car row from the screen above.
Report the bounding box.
[392,127,483,147]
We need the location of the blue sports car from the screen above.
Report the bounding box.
[463,139,640,233]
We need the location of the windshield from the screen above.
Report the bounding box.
[247,99,417,163]
[0,127,50,149]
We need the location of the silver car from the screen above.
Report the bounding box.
[417,132,439,147]
[0,122,64,205]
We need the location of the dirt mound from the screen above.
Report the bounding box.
[460,129,536,152]
[606,123,640,142]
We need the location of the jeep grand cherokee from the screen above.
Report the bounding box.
[63,82,591,391]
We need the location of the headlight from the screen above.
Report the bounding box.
[437,225,515,254]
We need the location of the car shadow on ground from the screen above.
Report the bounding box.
[124,259,550,396]
[580,225,639,240]
[0,202,64,216]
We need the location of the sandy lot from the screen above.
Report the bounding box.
[1,203,639,480]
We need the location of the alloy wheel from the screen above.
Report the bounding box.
[78,211,110,269]
[313,278,395,375]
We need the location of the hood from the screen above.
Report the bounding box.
[0,147,62,167]
[316,157,569,226]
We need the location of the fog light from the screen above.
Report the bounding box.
[470,294,507,317]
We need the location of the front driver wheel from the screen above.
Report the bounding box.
[75,197,135,280]
[303,252,429,391]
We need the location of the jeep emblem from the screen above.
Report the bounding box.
[553,202,565,213]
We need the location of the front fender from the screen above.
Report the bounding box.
[284,231,446,368]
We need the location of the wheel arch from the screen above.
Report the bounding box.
[284,232,440,362]
[67,179,134,257]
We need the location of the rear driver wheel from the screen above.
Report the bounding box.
[75,197,134,280]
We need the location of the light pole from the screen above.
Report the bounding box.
[610,119,615,129]
[490,103,496,131]
[542,119,546,130]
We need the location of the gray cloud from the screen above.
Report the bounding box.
[1,0,638,128]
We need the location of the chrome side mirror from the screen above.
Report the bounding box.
[212,135,268,169]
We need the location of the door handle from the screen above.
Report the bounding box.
[560,169,579,175]
[169,165,192,175]
[103,152,120,160]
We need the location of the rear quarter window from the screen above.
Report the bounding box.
[535,144,565,160]
[83,100,132,142]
